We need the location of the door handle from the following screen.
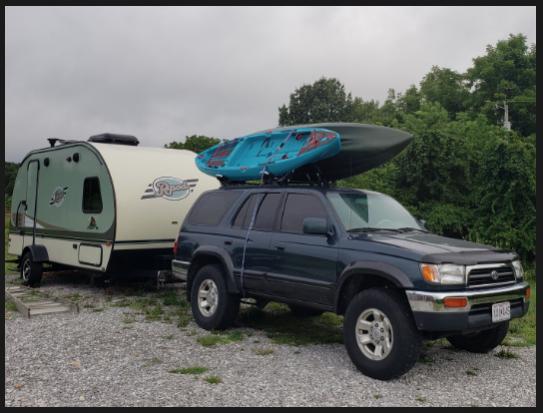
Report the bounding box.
[224,240,232,246]
[275,245,285,251]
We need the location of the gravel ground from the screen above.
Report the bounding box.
[4,271,536,407]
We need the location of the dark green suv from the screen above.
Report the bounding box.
[172,186,530,380]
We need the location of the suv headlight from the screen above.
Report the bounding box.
[420,263,465,285]
[512,260,524,280]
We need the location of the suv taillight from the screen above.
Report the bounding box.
[173,239,178,256]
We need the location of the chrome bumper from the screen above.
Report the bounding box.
[171,259,189,281]
[406,281,530,313]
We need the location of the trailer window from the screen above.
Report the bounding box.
[82,177,103,213]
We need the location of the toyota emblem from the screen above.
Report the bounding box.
[491,270,499,280]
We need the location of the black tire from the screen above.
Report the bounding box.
[343,288,421,380]
[288,304,324,318]
[190,264,240,330]
[20,251,43,287]
[447,322,509,353]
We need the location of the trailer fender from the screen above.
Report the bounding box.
[23,245,49,263]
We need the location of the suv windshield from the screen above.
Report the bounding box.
[327,191,422,232]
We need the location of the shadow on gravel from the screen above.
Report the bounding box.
[239,302,344,346]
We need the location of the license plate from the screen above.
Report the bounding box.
[492,301,511,323]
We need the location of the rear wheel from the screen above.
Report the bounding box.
[447,322,509,353]
[190,264,240,330]
[343,288,421,380]
[20,251,43,287]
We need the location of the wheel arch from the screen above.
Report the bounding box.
[335,262,414,315]
[186,246,239,301]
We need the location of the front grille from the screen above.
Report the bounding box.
[467,264,515,287]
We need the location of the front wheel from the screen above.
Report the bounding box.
[20,251,43,287]
[190,264,240,330]
[343,288,422,380]
[447,322,509,353]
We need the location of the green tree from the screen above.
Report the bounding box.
[350,97,381,124]
[466,33,536,136]
[277,33,536,262]
[396,85,422,115]
[470,133,536,261]
[4,162,19,208]
[419,66,469,118]
[165,135,220,153]
[278,77,354,126]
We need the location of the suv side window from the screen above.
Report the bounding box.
[232,193,281,231]
[187,191,241,226]
[280,193,327,234]
[232,194,257,228]
[254,193,281,231]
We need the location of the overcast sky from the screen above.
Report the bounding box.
[5,6,536,161]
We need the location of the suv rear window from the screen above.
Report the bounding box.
[280,193,327,234]
[186,191,241,226]
[232,193,282,231]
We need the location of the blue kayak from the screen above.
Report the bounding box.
[195,127,341,181]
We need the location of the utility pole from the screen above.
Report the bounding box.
[503,99,511,131]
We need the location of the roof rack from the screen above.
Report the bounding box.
[217,164,336,188]
[88,133,139,146]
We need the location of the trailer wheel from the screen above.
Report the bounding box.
[190,264,240,330]
[20,251,43,287]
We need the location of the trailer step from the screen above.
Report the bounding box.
[5,286,79,318]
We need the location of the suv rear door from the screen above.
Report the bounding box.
[227,191,283,294]
[268,192,338,306]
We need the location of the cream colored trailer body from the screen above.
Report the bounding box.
[8,141,219,274]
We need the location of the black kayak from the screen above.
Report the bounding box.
[258,123,413,182]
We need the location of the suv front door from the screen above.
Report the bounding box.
[268,192,338,306]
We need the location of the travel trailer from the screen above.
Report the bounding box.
[8,134,219,286]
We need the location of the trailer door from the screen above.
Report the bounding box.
[25,160,40,245]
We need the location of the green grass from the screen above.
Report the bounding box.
[122,313,136,324]
[169,366,209,375]
[507,274,536,346]
[204,375,222,384]
[5,299,17,312]
[196,330,245,347]
[239,302,343,346]
[466,368,478,376]
[418,353,434,364]
[143,357,162,367]
[109,290,191,326]
[253,347,274,356]
[495,349,520,359]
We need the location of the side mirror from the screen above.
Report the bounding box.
[303,217,329,235]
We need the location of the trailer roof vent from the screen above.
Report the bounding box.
[88,133,139,146]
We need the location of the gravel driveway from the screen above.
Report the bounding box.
[4,271,536,407]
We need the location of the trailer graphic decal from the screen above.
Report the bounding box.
[141,177,198,201]
[50,186,68,207]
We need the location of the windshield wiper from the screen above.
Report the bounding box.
[396,227,429,233]
[347,227,402,233]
